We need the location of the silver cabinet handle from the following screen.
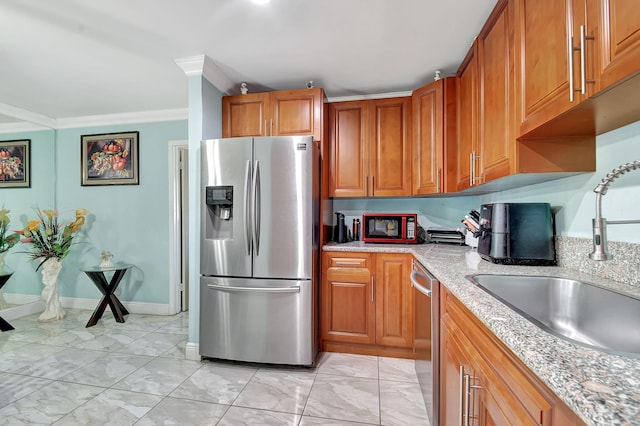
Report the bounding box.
[580,24,595,95]
[437,167,441,193]
[460,366,482,426]
[244,160,252,255]
[470,151,480,185]
[580,24,587,95]
[371,275,375,302]
[459,366,465,426]
[335,261,362,266]
[568,29,575,102]
[469,152,474,187]
[464,373,471,426]
[270,119,273,136]
[208,283,300,293]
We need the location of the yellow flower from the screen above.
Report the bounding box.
[43,209,57,219]
[27,220,40,232]
[0,209,10,225]
[70,209,88,232]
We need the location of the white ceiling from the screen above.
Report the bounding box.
[0,0,496,124]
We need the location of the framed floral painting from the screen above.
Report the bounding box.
[81,131,139,186]
[0,139,30,188]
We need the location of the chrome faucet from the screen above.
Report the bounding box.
[590,160,640,260]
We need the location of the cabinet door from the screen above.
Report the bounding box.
[517,0,585,136]
[369,97,412,197]
[222,93,270,138]
[477,0,513,184]
[329,101,369,197]
[453,46,478,192]
[412,79,445,195]
[375,253,413,348]
[321,252,375,345]
[440,320,475,426]
[271,88,323,141]
[597,0,640,88]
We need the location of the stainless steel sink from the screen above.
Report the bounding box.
[467,274,640,357]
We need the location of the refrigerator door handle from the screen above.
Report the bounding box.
[252,160,261,256]
[207,283,300,293]
[244,160,252,256]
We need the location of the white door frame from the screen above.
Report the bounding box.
[168,139,188,314]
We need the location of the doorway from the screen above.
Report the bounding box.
[169,140,189,314]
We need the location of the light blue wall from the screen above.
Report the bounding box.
[332,196,478,232]
[0,129,56,295]
[53,120,188,304]
[479,121,640,243]
[187,76,224,343]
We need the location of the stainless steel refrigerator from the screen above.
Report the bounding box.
[199,135,319,366]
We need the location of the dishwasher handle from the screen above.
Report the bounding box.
[411,269,432,297]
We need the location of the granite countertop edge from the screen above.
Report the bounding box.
[323,242,640,426]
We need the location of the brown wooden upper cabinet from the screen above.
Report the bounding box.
[222,88,324,141]
[453,46,478,192]
[329,97,412,198]
[412,78,457,195]
[516,0,640,137]
[477,0,514,185]
[453,0,513,191]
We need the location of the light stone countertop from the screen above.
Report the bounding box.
[323,242,640,426]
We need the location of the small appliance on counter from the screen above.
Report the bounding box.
[333,212,347,243]
[425,228,466,245]
[362,213,418,244]
[460,209,481,247]
[477,202,556,265]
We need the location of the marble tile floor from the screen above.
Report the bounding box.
[0,309,429,425]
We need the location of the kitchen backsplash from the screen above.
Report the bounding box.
[556,236,640,287]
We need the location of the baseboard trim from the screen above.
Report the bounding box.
[1,301,45,321]
[185,342,201,361]
[60,297,171,315]
[0,294,171,317]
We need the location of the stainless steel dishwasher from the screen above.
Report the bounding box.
[411,259,440,426]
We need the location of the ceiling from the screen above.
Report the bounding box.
[0,0,496,124]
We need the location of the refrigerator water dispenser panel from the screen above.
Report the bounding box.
[206,186,233,220]
[204,185,234,241]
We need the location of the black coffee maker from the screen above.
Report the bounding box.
[333,212,347,243]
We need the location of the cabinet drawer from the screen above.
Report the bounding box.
[324,253,372,270]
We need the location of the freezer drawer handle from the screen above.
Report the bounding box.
[207,283,300,293]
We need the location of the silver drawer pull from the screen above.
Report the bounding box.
[335,261,362,266]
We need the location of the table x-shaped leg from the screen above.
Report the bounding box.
[85,269,130,327]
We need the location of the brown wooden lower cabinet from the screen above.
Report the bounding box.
[321,251,413,358]
[440,287,585,425]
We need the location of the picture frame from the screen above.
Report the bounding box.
[81,131,139,186]
[0,139,30,188]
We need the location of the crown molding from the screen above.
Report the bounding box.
[55,108,188,129]
[326,91,413,103]
[174,54,235,95]
[0,102,56,129]
[0,121,52,134]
